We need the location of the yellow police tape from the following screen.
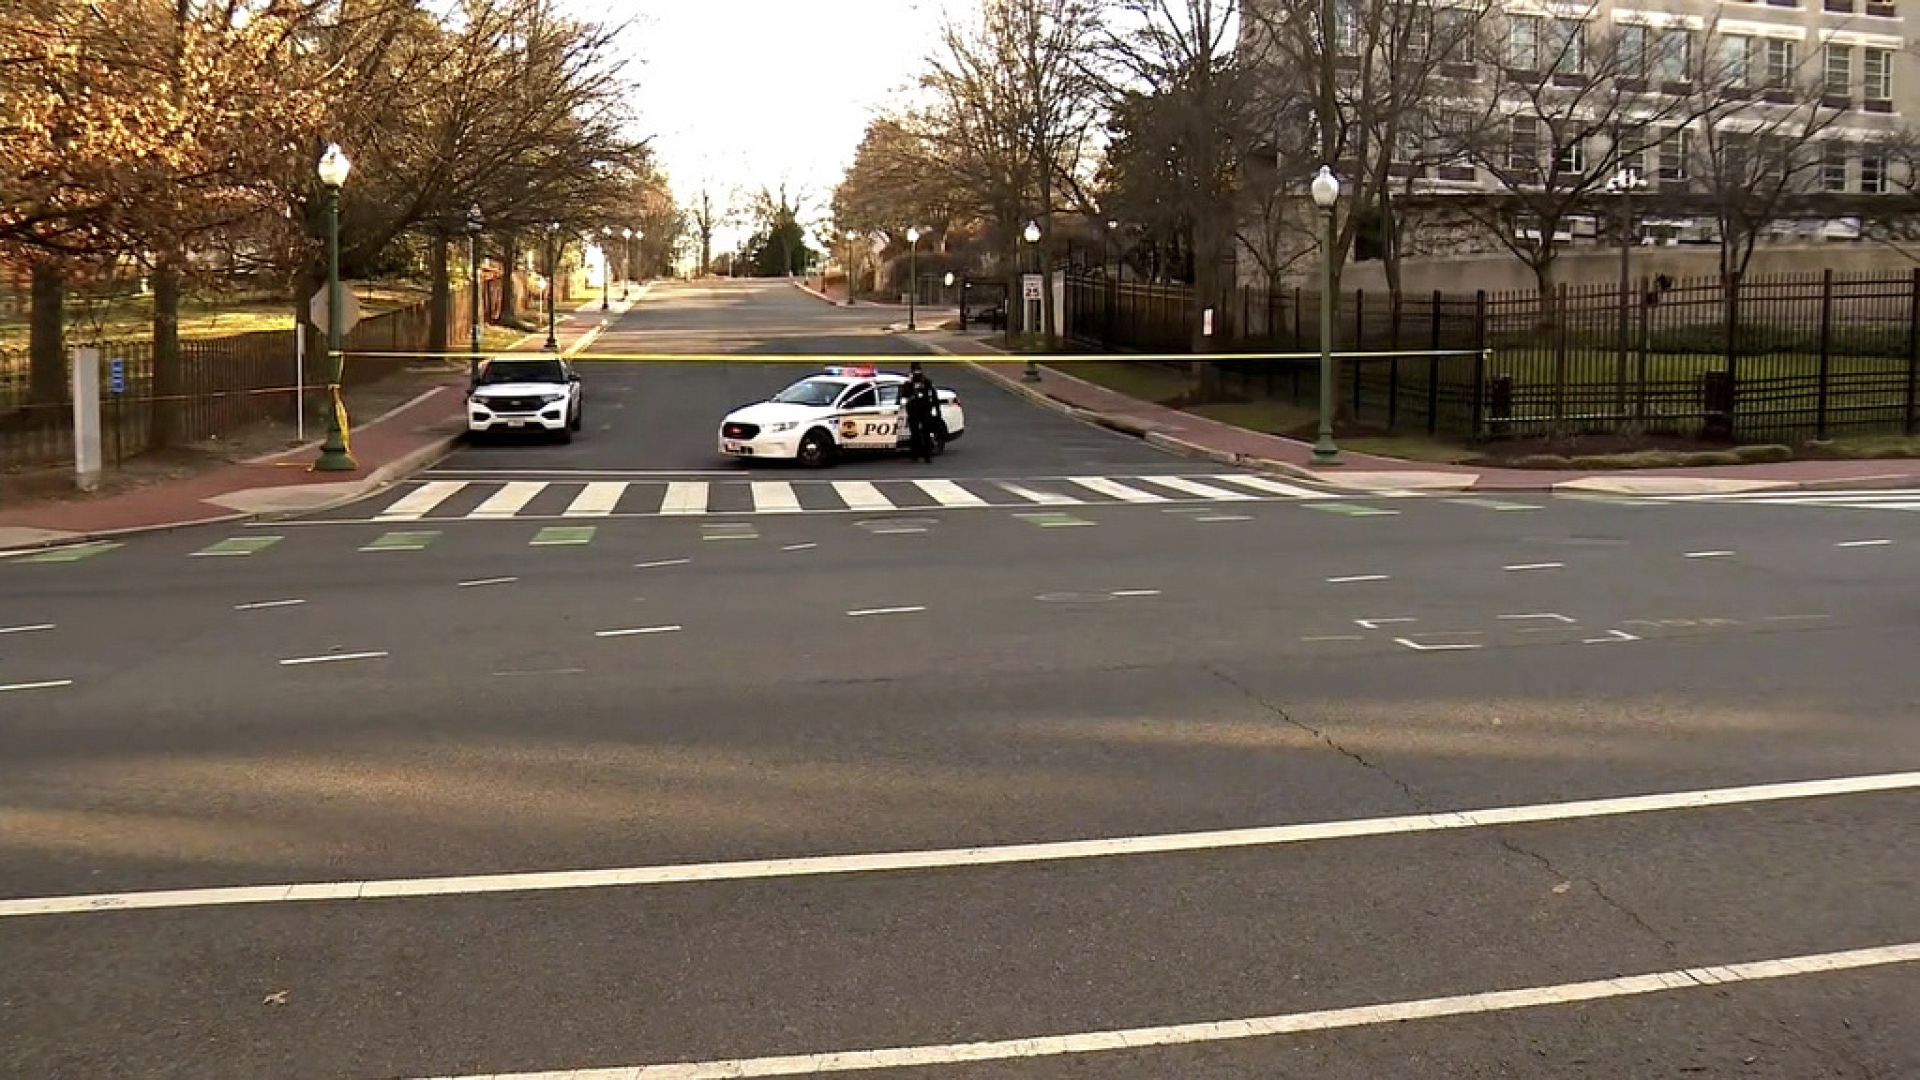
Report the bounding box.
[331,382,355,463]
[340,349,1488,365]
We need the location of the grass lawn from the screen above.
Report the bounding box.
[1052,360,1193,404]
[0,283,431,350]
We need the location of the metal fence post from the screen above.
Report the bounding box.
[1427,290,1442,435]
[1905,266,1919,436]
[1472,291,1489,440]
[1817,268,1834,440]
[1351,288,1364,419]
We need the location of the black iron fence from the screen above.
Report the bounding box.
[0,289,466,472]
[1064,268,1920,444]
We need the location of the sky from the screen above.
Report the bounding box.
[620,1,956,253]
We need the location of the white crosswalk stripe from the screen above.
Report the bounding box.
[1066,477,1167,503]
[913,478,988,508]
[562,482,626,518]
[995,480,1082,505]
[832,480,895,511]
[471,481,545,519]
[367,474,1351,522]
[1134,476,1258,501]
[660,481,707,515]
[751,481,802,513]
[376,480,467,520]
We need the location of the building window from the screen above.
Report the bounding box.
[1864,48,1892,101]
[1508,15,1541,71]
[1334,0,1362,55]
[1655,28,1693,84]
[1765,39,1796,87]
[1825,43,1852,96]
[1556,136,1586,173]
[1620,25,1650,79]
[1617,138,1648,180]
[1434,8,1478,67]
[1721,35,1756,87]
[1658,129,1692,181]
[1547,18,1584,75]
[1823,144,1850,191]
[1862,153,1887,192]
[1508,116,1540,171]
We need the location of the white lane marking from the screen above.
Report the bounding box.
[1583,629,1641,644]
[1504,562,1564,572]
[595,625,683,638]
[750,481,803,514]
[1207,473,1335,499]
[408,942,1920,1080]
[5,770,1918,919]
[783,543,818,551]
[912,479,987,507]
[1327,574,1390,584]
[635,558,690,569]
[1194,514,1253,522]
[377,480,467,521]
[1765,614,1834,623]
[0,623,55,635]
[847,606,926,617]
[492,668,585,677]
[1836,539,1892,548]
[1066,476,1167,503]
[995,480,1082,505]
[0,680,72,694]
[1302,635,1366,642]
[470,481,546,519]
[1354,617,1415,629]
[660,481,709,515]
[458,577,519,588]
[562,482,627,518]
[1110,589,1161,597]
[831,480,895,511]
[1136,475,1258,501]
[1683,550,1734,559]
[278,652,387,667]
[1395,637,1484,652]
[234,600,306,612]
[1499,613,1575,624]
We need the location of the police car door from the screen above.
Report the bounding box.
[835,381,898,449]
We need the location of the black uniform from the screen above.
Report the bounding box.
[904,373,939,462]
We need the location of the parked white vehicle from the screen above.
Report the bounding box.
[719,366,966,466]
[467,356,583,443]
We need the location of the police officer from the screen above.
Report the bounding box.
[904,363,939,463]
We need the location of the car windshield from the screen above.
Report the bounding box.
[771,378,844,406]
[478,359,564,385]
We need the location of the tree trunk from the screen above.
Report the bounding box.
[428,232,451,354]
[28,263,66,406]
[151,249,184,448]
[499,234,523,328]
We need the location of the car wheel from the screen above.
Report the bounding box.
[555,425,573,445]
[570,405,583,432]
[796,429,835,468]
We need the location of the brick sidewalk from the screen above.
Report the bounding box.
[930,334,1920,493]
[0,299,624,550]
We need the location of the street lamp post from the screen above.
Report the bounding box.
[466,203,483,379]
[1605,166,1648,425]
[1105,219,1118,276]
[1021,219,1042,381]
[906,226,921,331]
[314,143,356,472]
[845,229,859,306]
[600,228,611,312]
[621,227,633,300]
[1310,166,1341,466]
[543,222,559,351]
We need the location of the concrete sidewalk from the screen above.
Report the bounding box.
[927,333,1920,494]
[0,298,629,552]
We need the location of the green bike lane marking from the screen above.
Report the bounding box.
[191,535,283,557]
[360,531,440,552]
[1306,503,1399,517]
[530,525,596,547]
[15,542,122,564]
[1013,511,1094,528]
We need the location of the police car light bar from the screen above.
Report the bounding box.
[822,365,878,378]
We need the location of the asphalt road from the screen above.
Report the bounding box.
[2,280,1915,1080]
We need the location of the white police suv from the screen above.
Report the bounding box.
[718,365,966,466]
[467,356,583,443]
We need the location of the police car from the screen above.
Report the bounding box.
[718,366,966,466]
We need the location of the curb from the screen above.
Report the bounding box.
[791,280,843,306]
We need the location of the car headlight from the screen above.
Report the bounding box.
[469,395,490,407]
[541,392,568,404]
[764,421,798,434]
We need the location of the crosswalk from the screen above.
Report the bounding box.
[353,473,1340,522]
[1653,488,1920,512]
